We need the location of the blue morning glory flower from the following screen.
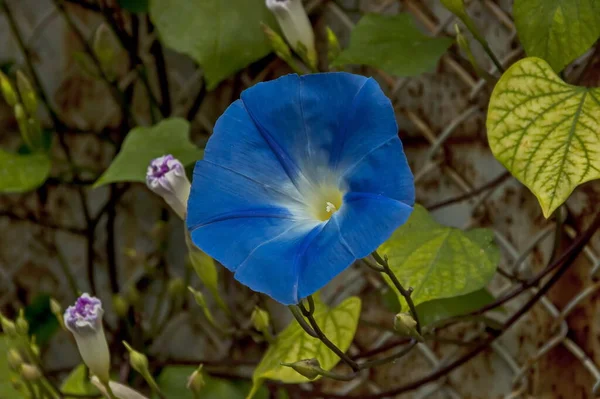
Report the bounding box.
[186,72,414,305]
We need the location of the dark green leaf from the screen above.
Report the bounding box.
[119,0,149,13]
[416,289,495,326]
[24,294,59,347]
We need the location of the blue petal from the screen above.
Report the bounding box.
[234,222,319,304]
[297,194,412,299]
[204,99,303,202]
[240,73,398,181]
[187,161,301,270]
[341,137,415,205]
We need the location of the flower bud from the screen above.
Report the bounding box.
[146,155,191,220]
[50,298,65,330]
[266,0,316,69]
[168,278,185,299]
[186,365,205,396]
[281,358,321,380]
[112,295,130,318]
[15,310,29,336]
[393,312,423,342]
[261,23,292,61]
[16,71,37,116]
[93,24,116,76]
[0,314,18,337]
[251,306,270,333]
[14,104,33,149]
[122,341,149,375]
[20,364,42,381]
[326,27,341,64]
[91,376,149,399]
[0,70,18,107]
[7,349,23,371]
[64,294,111,383]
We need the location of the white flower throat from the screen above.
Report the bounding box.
[305,184,344,222]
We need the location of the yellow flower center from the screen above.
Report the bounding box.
[307,186,343,221]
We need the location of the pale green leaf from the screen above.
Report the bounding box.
[415,289,495,327]
[514,0,600,72]
[487,57,600,217]
[94,118,202,187]
[150,0,275,89]
[249,297,361,396]
[0,150,50,193]
[60,364,100,395]
[0,335,24,398]
[332,14,452,76]
[379,205,498,308]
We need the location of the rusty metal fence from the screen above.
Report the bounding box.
[1,0,600,398]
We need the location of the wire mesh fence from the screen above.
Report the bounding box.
[1,0,600,398]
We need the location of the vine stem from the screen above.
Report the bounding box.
[370,251,421,334]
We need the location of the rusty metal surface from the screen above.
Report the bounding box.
[1,0,600,398]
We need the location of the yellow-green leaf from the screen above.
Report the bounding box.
[60,364,100,396]
[514,0,600,72]
[0,150,50,193]
[248,297,361,397]
[94,118,202,188]
[487,57,600,218]
[379,205,498,309]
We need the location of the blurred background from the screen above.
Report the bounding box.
[1,0,600,398]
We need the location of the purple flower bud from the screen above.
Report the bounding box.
[146,155,191,219]
[64,294,110,383]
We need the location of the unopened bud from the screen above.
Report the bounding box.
[50,298,62,316]
[0,314,17,337]
[14,104,32,149]
[16,71,37,116]
[168,278,185,298]
[15,310,28,336]
[251,306,270,333]
[186,365,205,396]
[7,349,23,371]
[266,0,316,69]
[93,24,116,72]
[0,70,18,107]
[146,155,191,220]
[281,358,321,380]
[326,27,341,63]
[20,364,41,381]
[393,313,423,341]
[112,295,130,318]
[123,341,149,375]
[262,23,292,61]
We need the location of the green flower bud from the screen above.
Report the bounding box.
[93,23,116,75]
[14,104,33,149]
[0,70,18,107]
[20,364,41,381]
[49,298,62,316]
[393,313,423,342]
[261,23,292,61]
[326,27,341,64]
[186,365,205,396]
[15,310,29,336]
[281,358,322,380]
[0,314,18,337]
[112,295,130,318]
[123,341,149,375]
[7,349,23,371]
[168,278,185,298]
[250,306,270,333]
[16,71,37,116]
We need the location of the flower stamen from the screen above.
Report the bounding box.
[326,201,337,214]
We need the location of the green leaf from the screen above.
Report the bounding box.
[514,0,600,72]
[24,294,59,347]
[249,296,361,397]
[150,0,276,89]
[94,118,202,187]
[118,0,149,13]
[155,366,270,399]
[415,289,495,327]
[60,365,100,395]
[0,150,50,193]
[486,57,600,218]
[332,13,452,77]
[0,335,23,398]
[379,204,498,308]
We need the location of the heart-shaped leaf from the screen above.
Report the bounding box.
[379,205,498,309]
[487,57,600,217]
[0,150,50,193]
